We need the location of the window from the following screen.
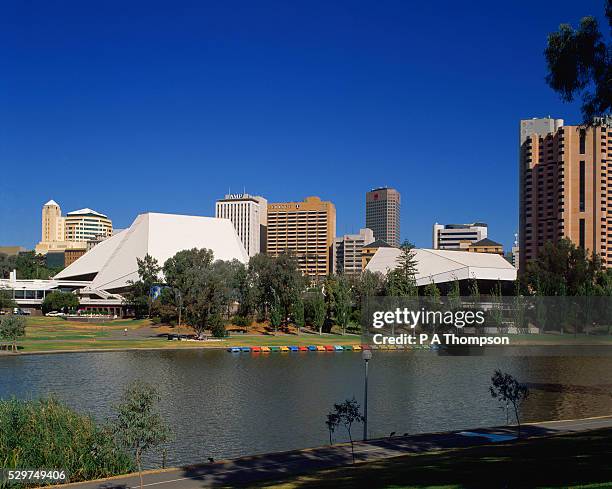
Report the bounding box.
[580,129,586,154]
[580,160,586,212]
[579,219,585,249]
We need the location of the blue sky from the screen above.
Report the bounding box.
[0,0,604,250]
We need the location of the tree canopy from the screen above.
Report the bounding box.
[545,0,612,122]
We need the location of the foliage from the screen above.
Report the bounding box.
[112,381,170,489]
[0,289,16,310]
[0,396,133,485]
[305,288,326,335]
[326,398,364,463]
[0,253,16,279]
[0,315,26,351]
[447,278,461,310]
[163,249,240,337]
[15,252,62,280]
[42,291,79,314]
[544,1,612,122]
[385,241,418,296]
[490,370,530,437]
[270,297,282,332]
[125,254,161,318]
[232,315,250,328]
[523,238,606,295]
[326,275,352,335]
[292,294,305,334]
[247,252,305,322]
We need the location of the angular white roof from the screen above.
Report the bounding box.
[44,199,59,207]
[365,248,516,285]
[55,212,249,291]
[66,208,108,218]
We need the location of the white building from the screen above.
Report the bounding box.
[35,200,113,255]
[365,247,517,286]
[55,212,249,291]
[432,222,488,250]
[335,228,374,275]
[215,194,267,258]
[64,208,113,242]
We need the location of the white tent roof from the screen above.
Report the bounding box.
[44,199,59,207]
[55,212,249,291]
[365,248,516,285]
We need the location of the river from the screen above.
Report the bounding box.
[1,348,611,467]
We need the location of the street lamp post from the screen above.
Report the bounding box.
[362,349,372,440]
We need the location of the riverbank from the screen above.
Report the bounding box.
[52,416,612,489]
[4,317,361,354]
[5,317,612,355]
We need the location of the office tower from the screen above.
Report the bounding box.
[41,200,65,244]
[36,200,112,255]
[519,116,612,269]
[365,187,401,247]
[432,222,488,250]
[216,193,268,257]
[64,208,113,242]
[335,228,374,276]
[267,196,336,277]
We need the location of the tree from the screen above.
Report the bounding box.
[0,289,17,310]
[489,370,529,437]
[292,294,305,334]
[0,253,16,279]
[307,288,326,335]
[385,241,418,296]
[126,255,161,318]
[447,278,461,311]
[163,249,236,338]
[325,398,364,463]
[247,253,305,323]
[15,252,62,280]
[544,1,612,122]
[112,381,170,489]
[270,296,282,332]
[42,291,79,314]
[334,276,352,335]
[524,238,603,295]
[353,270,384,312]
[0,315,26,352]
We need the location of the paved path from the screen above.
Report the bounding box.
[59,415,612,489]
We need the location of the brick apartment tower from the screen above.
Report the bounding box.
[519,116,612,269]
[266,196,336,277]
[365,187,401,247]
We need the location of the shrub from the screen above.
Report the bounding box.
[232,315,250,328]
[0,397,133,485]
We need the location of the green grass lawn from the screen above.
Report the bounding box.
[4,317,363,353]
[253,428,612,489]
[10,317,612,354]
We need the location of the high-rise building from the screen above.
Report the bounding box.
[215,193,267,257]
[519,116,612,269]
[335,228,374,276]
[64,208,113,242]
[41,200,65,244]
[432,222,488,250]
[36,200,112,255]
[365,187,401,247]
[267,196,336,277]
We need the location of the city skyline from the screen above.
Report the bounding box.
[1,1,604,250]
